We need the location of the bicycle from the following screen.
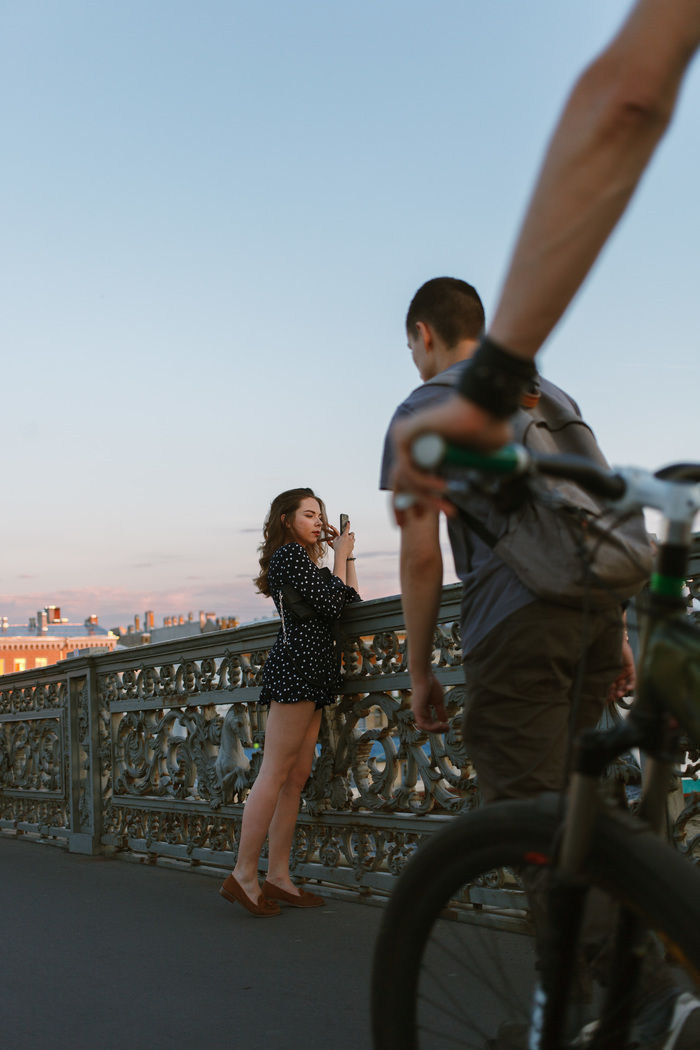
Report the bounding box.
[371,439,700,1050]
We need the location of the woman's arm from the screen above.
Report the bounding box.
[328,522,356,586]
[274,542,351,619]
[345,554,359,595]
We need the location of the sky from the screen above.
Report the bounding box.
[2,1,699,631]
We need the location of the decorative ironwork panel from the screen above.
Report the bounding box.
[96,606,473,816]
[0,676,70,831]
[87,597,479,891]
[99,650,267,706]
[76,681,93,831]
[0,679,66,715]
[0,715,64,794]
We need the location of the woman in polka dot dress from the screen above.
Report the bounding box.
[220,487,361,916]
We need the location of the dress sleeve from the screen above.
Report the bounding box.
[274,543,358,620]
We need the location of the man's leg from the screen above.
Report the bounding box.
[462,602,620,1032]
[461,601,622,804]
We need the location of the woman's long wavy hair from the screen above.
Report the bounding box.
[254,487,329,597]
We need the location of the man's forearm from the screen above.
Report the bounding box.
[490,0,700,360]
[400,513,444,681]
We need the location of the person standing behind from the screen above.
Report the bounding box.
[220,487,360,916]
[380,277,633,804]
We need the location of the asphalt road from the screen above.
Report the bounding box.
[0,834,384,1050]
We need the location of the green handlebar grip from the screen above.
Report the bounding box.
[411,434,528,475]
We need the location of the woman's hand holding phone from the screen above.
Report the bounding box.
[330,514,358,590]
[328,515,355,562]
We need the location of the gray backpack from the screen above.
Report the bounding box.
[427,370,654,609]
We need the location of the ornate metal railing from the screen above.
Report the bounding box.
[0,587,471,895]
[2,555,699,909]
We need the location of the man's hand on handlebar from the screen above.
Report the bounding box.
[391,395,513,523]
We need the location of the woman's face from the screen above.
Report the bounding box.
[286,497,323,548]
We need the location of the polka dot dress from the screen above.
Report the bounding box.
[260,542,361,708]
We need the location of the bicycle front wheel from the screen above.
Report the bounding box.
[371,793,700,1049]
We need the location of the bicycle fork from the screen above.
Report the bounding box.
[527,736,610,1050]
[529,714,673,1050]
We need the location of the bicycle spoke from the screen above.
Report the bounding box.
[416,1020,482,1048]
[416,918,537,1046]
[418,965,479,1028]
[443,918,533,1020]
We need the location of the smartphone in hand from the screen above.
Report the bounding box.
[340,513,349,535]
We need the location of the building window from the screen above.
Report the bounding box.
[14,658,26,672]
[34,657,48,668]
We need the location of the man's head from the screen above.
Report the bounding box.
[406,277,485,381]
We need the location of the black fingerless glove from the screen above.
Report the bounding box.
[458,335,538,418]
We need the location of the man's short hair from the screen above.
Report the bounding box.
[406,277,485,348]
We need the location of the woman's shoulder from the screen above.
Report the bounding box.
[269,542,312,570]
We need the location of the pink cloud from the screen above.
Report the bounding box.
[0,558,402,630]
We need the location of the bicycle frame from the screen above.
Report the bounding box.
[552,470,700,1050]
[535,466,700,1050]
[561,464,700,856]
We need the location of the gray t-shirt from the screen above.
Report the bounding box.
[380,361,536,654]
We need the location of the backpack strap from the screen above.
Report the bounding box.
[454,505,498,549]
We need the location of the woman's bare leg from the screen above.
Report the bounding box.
[266,706,323,894]
[232,700,318,902]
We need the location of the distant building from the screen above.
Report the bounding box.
[113,610,239,648]
[0,606,118,674]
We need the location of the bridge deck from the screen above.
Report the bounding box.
[1,835,381,1050]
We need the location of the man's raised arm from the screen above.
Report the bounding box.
[392,0,700,504]
[489,0,700,360]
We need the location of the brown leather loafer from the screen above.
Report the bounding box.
[262,880,326,908]
[220,874,281,917]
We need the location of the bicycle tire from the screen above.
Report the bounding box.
[371,793,700,1049]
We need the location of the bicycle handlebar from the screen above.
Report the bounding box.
[411,434,627,500]
[409,434,700,523]
[523,453,627,500]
